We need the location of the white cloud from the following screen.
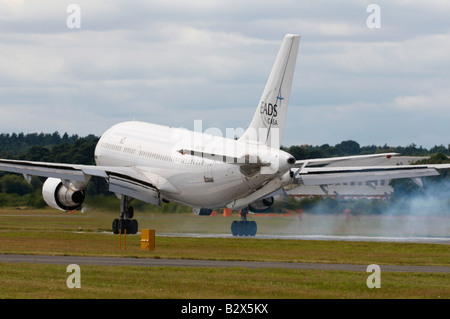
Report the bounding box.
[0,0,449,149]
[394,89,450,111]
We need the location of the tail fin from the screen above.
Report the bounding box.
[240,34,300,148]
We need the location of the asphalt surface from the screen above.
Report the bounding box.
[0,254,449,273]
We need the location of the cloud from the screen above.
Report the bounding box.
[0,0,449,149]
[394,88,450,111]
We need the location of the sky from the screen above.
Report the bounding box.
[0,0,449,149]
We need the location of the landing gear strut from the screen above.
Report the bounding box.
[112,195,138,234]
[231,207,257,236]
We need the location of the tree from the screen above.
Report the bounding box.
[0,174,33,195]
[26,145,51,161]
[335,140,360,155]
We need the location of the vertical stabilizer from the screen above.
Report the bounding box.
[240,34,300,148]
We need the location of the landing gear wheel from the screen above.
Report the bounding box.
[230,207,257,237]
[112,218,120,234]
[112,218,138,235]
[231,220,257,236]
[249,221,257,236]
[231,221,238,236]
[129,219,138,234]
[125,206,134,219]
[112,195,139,235]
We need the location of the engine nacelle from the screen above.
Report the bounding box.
[42,177,85,211]
[248,197,274,213]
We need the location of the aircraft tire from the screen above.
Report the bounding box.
[231,221,257,237]
[112,218,138,235]
[231,221,238,236]
[112,218,119,234]
[125,206,134,219]
[130,219,138,234]
[249,221,257,236]
[238,221,246,236]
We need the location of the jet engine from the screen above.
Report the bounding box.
[248,197,274,213]
[42,177,85,211]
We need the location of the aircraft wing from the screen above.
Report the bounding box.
[0,159,179,206]
[294,153,399,168]
[296,164,450,188]
[0,159,92,182]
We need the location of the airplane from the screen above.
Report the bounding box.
[1,34,449,237]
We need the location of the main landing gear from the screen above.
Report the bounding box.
[112,195,138,235]
[231,207,257,237]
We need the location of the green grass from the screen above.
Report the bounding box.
[1,263,448,299]
[0,207,449,298]
[1,231,449,266]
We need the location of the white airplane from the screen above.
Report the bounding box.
[1,34,448,236]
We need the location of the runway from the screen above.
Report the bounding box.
[157,233,450,244]
[0,254,449,273]
[91,231,450,245]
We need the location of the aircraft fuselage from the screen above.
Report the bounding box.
[94,121,295,209]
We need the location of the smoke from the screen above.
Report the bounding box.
[378,178,450,237]
[276,177,450,238]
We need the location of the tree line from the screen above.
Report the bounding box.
[0,132,98,164]
[282,140,450,160]
[1,133,449,162]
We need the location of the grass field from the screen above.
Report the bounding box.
[0,207,449,299]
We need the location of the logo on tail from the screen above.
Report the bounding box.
[259,91,285,129]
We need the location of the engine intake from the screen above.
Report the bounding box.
[42,177,85,211]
